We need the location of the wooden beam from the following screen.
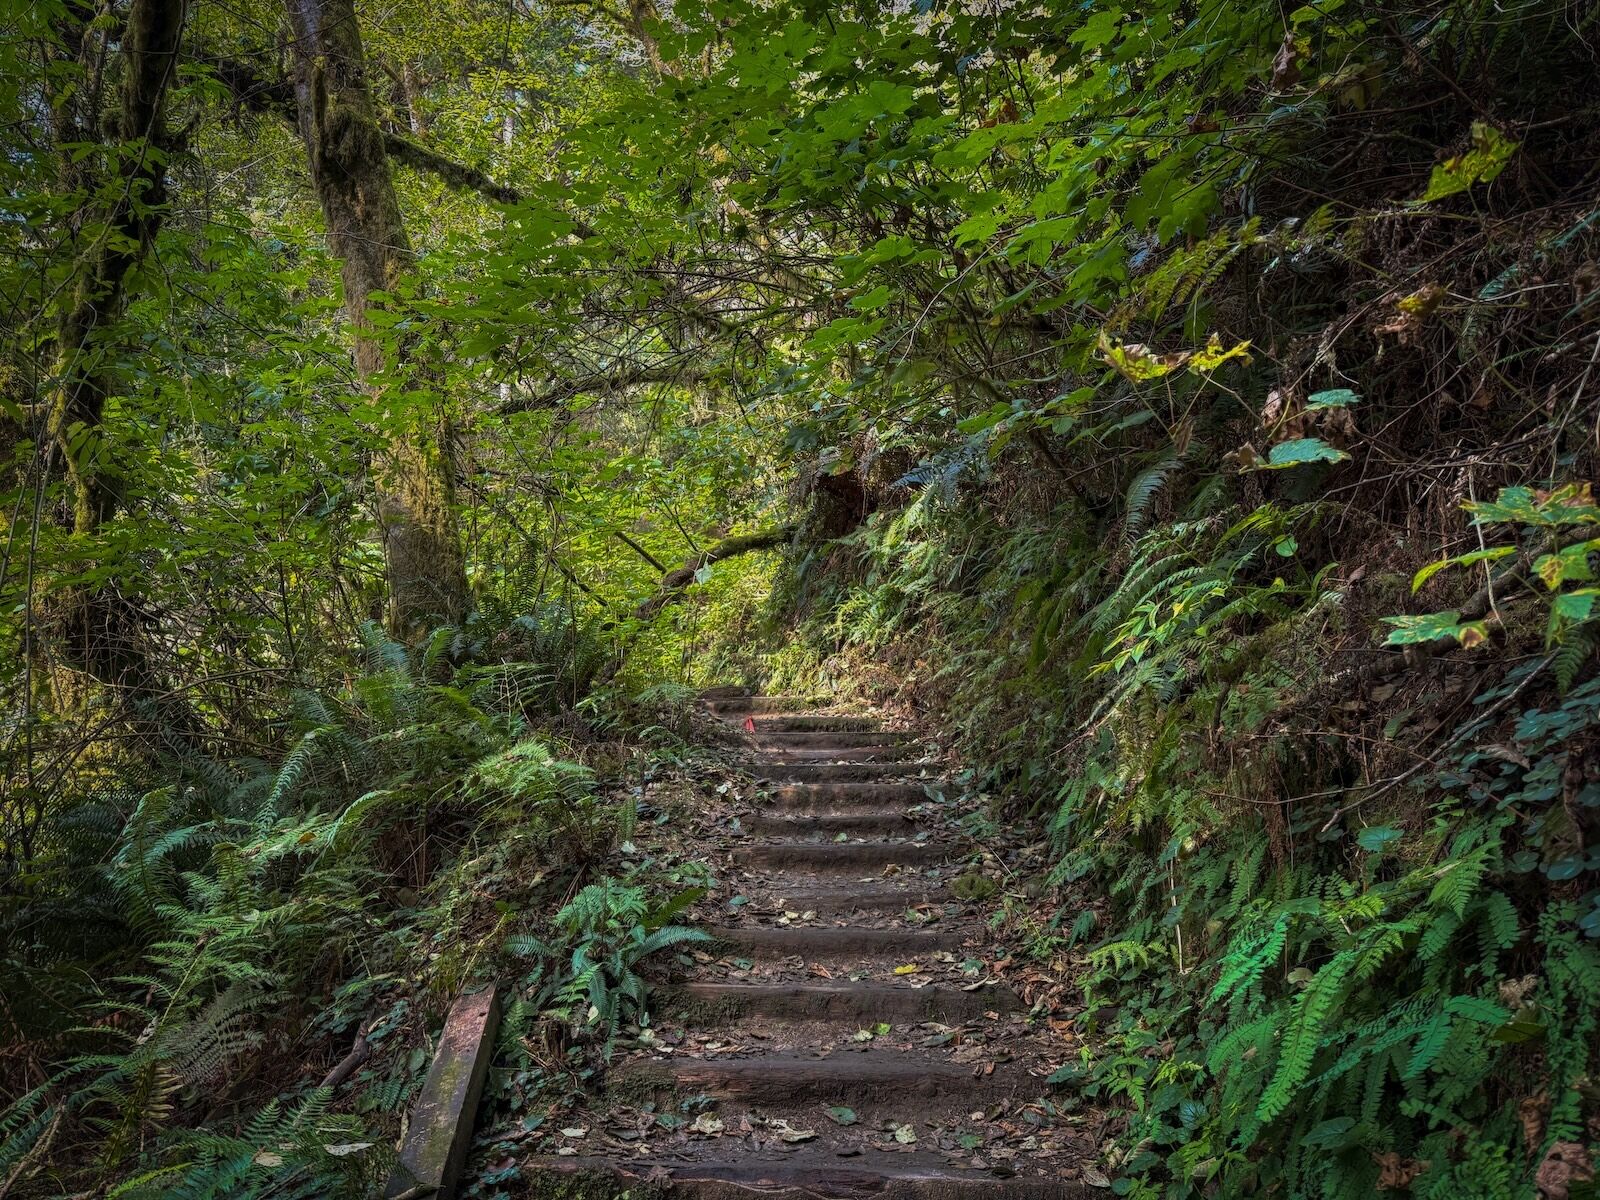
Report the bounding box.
[384,985,501,1200]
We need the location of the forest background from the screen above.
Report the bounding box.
[2,0,1599,1196]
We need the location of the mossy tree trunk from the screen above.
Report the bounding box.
[39,0,202,751]
[284,0,468,639]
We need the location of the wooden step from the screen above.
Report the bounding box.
[618,1049,1033,1109]
[670,981,1018,1023]
[769,781,943,809]
[534,1154,1086,1199]
[706,924,973,958]
[754,762,941,783]
[752,882,955,915]
[745,714,885,732]
[751,745,925,763]
[755,730,913,748]
[707,695,819,714]
[731,840,956,871]
[746,811,918,836]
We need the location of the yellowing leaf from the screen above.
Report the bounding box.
[1188,335,1252,372]
[893,963,921,975]
[1418,122,1519,203]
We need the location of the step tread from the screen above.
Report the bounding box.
[535,1152,1091,1198]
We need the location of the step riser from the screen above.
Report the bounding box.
[670,982,1017,1023]
[754,731,912,748]
[734,892,948,916]
[744,716,884,732]
[707,926,969,957]
[769,783,941,807]
[731,842,954,871]
[751,746,922,763]
[705,696,815,714]
[746,813,917,836]
[755,763,937,782]
[535,1160,1083,1199]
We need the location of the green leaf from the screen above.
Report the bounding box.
[826,1106,858,1126]
[1254,438,1350,469]
[1382,611,1489,647]
[1552,589,1600,622]
[1305,388,1360,410]
[1412,544,1516,592]
[1356,826,1402,852]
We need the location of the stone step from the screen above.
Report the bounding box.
[534,1153,1084,1199]
[753,762,941,783]
[617,1049,1034,1111]
[768,781,943,809]
[731,840,956,872]
[755,730,913,748]
[706,924,972,959]
[745,714,885,732]
[670,980,1018,1023]
[746,810,918,837]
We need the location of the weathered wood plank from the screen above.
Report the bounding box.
[384,984,500,1200]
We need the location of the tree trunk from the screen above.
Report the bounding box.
[284,0,468,638]
[37,0,203,753]
[48,0,184,535]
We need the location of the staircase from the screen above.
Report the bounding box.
[531,693,1098,1198]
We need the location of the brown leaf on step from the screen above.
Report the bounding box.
[1373,1151,1428,1190]
[1536,1142,1596,1199]
[809,962,833,978]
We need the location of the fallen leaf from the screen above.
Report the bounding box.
[826,1106,859,1126]
[1536,1142,1595,1199]
[691,1114,725,1135]
[772,1119,817,1143]
[1374,1151,1428,1190]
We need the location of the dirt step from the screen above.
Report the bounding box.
[707,695,818,715]
[616,1049,1035,1110]
[746,811,918,836]
[769,782,943,809]
[731,840,958,871]
[745,714,886,733]
[755,730,914,748]
[669,981,1019,1023]
[706,924,973,958]
[753,762,941,783]
[534,1154,1085,1199]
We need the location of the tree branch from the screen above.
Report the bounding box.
[202,52,553,216]
[636,526,794,619]
[497,361,714,415]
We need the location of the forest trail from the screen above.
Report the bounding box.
[533,693,1097,1198]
